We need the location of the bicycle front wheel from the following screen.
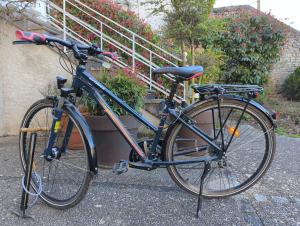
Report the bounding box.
[165,98,276,198]
[19,98,92,209]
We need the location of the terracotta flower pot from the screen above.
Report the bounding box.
[85,115,140,168]
[178,111,213,156]
[61,112,88,150]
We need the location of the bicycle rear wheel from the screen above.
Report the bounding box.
[19,98,92,209]
[165,98,276,198]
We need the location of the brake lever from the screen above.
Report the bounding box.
[73,44,87,61]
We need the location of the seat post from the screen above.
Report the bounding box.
[167,80,179,103]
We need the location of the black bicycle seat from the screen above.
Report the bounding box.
[153,66,204,81]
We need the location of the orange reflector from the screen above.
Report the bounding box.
[227,126,240,138]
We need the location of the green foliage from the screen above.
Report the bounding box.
[216,14,285,85]
[145,0,215,64]
[187,48,224,83]
[198,18,229,50]
[282,67,300,101]
[80,68,147,116]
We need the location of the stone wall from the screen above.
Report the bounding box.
[0,61,4,135]
[269,29,300,90]
[0,19,69,136]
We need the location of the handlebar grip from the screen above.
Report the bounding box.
[15,30,47,44]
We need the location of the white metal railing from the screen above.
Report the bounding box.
[46,0,185,102]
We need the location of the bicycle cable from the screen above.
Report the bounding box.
[49,42,75,76]
[21,171,43,208]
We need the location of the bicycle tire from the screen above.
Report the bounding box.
[164,98,276,198]
[19,98,92,209]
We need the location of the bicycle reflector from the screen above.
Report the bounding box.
[272,112,280,120]
[227,126,240,138]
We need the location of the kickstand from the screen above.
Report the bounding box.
[196,161,211,218]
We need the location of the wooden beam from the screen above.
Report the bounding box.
[20,127,50,132]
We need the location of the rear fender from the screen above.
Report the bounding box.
[183,95,276,128]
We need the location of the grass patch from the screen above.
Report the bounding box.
[263,97,300,137]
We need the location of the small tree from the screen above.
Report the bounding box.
[145,0,215,65]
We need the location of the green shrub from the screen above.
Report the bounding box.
[216,14,285,85]
[187,48,224,84]
[282,67,300,101]
[80,68,147,116]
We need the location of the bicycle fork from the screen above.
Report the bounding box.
[43,97,67,161]
[44,76,77,161]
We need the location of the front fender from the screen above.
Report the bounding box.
[64,101,98,174]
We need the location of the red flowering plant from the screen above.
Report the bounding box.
[52,0,182,99]
[52,0,178,67]
[80,67,147,116]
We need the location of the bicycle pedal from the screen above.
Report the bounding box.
[112,161,129,175]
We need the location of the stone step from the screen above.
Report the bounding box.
[143,98,165,116]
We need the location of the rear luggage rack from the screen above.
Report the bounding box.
[193,84,263,98]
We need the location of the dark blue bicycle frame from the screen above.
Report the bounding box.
[72,65,222,163]
[43,59,276,168]
[45,64,223,166]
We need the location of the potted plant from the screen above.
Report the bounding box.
[81,68,147,168]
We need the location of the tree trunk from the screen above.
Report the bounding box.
[191,39,195,66]
[181,41,186,66]
[191,39,196,102]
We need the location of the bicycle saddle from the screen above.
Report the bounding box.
[153,66,204,81]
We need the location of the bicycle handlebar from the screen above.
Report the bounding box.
[14,30,118,61]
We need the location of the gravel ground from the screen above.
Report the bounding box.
[0,135,299,226]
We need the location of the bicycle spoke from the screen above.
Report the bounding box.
[20,101,91,206]
[49,161,59,193]
[227,127,272,154]
[168,101,274,197]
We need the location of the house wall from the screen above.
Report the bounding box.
[115,0,165,30]
[0,19,69,136]
[269,30,300,89]
[0,64,4,136]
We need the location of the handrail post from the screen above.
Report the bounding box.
[132,34,135,72]
[63,0,66,52]
[100,22,103,49]
[149,51,152,90]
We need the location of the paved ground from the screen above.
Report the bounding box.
[0,135,299,226]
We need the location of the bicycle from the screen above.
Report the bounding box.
[15,30,276,215]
